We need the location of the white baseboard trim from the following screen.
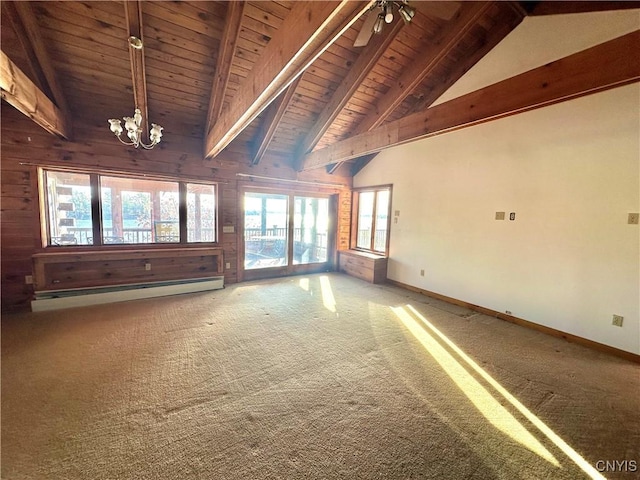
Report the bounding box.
[31,277,224,312]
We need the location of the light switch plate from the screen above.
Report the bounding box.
[628,213,639,225]
[223,225,235,233]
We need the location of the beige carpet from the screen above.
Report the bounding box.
[2,273,638,479]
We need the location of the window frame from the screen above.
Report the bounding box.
[38,167,219,248]
[351,184,392,256]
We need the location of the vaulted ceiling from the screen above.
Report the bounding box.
[1,1,638,177]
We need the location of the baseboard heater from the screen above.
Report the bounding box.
[31,276,225,312]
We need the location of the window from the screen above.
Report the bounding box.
[187,183,216,242]
[41,168,216,247]
[100,176,180,244]
[353,185,391,254]
[45,170,93,246]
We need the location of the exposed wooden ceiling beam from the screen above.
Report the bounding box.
[124,1,149,137]
[204,1,373,159]
[523,1,640,16]
[251,77,301,166]
[206,1,245,136]
[0,50,71,138]
[408,3,525,114]
[13,1,72,123]
[296,19,404,161]
[327,1,524,175]
[1,2,49,99]
[302,31,640,170]
[352,2,495,136]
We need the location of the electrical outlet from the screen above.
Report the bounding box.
[25,275,33,285]
[509,212,516,221]
[145,263,151,271]
[612,315,623,327]
[628,213,639,225]
[420,269,424,276]
[505,310,512,315]
[495,212,505,220]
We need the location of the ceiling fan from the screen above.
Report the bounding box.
[354,0,460,47]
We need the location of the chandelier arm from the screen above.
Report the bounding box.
[116,135,135,145]
[115,134,136,147]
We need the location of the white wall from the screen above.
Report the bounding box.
[354,11,640,354]
[434,9,640,105]
[355,84,639,354]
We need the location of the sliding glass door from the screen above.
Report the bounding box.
[244,193,288,270]
[242,191,333,280]
[293,197,329,265]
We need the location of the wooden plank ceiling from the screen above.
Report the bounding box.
[1,1,638,176]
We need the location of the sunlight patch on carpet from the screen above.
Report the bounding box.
[391,305,560,467]
[400,304,606,480]
[320,275,336,313]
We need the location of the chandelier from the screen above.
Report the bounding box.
[108,36,163,149]
[108,108,163,149]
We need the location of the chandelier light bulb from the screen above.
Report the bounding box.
[108,118,123,136]
[373,13,385,34]
[123,116,138,132]
[133,109,142,126]
[384,5,393,23]
[149,124,163,143]
[398,3,415,24]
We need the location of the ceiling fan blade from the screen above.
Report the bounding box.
[424,1,461,21]
[354,9,378,47]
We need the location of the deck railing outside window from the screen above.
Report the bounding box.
[65,227,217,245]
[244,227,327,264]
[357,229,387,253]
[42,169,217,246]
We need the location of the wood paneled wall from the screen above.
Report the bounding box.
[0,105,352,311]
[32,247,224,291]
